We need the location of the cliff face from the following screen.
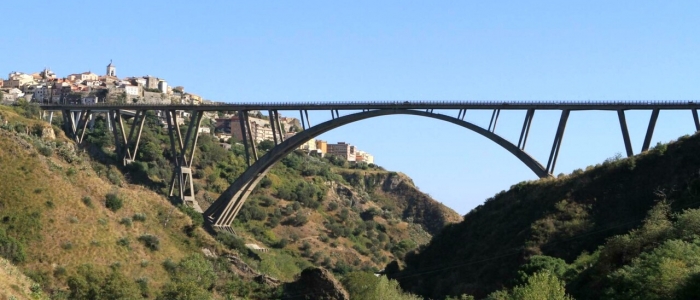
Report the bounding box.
[339,171,462,235]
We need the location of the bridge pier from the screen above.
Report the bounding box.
[268,110,285,145]
[75,110,92,144]
[546,110,570,174]
[457,109,467,120]
[693,109,699,132]
[488,109,501,132]
[299,110,311,129]
[165,110,204,211]
[238,111,258,166]
[517,109,535,150]
[641,109,660,152]
[617,110,634,157]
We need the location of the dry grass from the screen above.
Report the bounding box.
[0,107,220,291]
[0,258,45,300]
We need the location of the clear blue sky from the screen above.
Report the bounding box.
[3,1,699,214]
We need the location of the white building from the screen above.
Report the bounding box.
[123,85,140,98]
[3,88,25,101]
[158,80,168,94]
[300,138,317,151]
[356,150,374,164]
[33,85,49,102]
[198,127,211,134]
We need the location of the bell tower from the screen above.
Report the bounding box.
[106,60,116,77]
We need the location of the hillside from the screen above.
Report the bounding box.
[393,131,700,299]
[71,108,462,278]
[191,138,462,280]
[0,106,279,299]
[0,103,460,299]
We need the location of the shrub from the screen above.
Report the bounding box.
[327,202,339,211]
[0,229,27,263]
[38,146,52,156]
[319,233,329,243]
[117,237,130,248]
[105,193,123,212]
[258,195,278,207]
[296,212,311,225]
[138,234,160,251]
[162,259,178,273]
[274,238,289,249]
[178,204,203,227]
[61,242,73,250]
[81,196,93,208]
[217,232,249,253]
[119,217,132,227]
[107,167,122,186]
[132,213,147,222]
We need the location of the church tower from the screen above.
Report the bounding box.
[106,60,116,77]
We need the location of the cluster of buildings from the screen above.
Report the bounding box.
[0,61,204,105]
[213,114,374,164]
[0,61,375,164]
[307,140,374,164]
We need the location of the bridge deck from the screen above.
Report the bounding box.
[39,100,699,111]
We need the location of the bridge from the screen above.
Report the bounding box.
[39,101,700,232]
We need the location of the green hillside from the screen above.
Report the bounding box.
[0,105,286,299]
[0,103,460,299]
[67,108,461,278]
[393,131,700,299]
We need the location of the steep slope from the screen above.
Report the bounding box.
[393,132,700,299]
[72,109,464,279]
[2,103,460,297]
[337,170,462,235]
[0,106,278,299]
[0,257,45,300]
[199,152,462,279]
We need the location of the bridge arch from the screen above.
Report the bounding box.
[206,109,549,229]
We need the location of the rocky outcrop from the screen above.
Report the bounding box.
[383,172,462,235]
[41,126,55,140]
[339,171,462,235]
[283,267,349,300]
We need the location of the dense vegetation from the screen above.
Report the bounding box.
[394,131,700,299]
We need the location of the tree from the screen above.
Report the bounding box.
[258,139,275,151]
[607,239,700,299]
[486,271,572,300]
[159,254,216,300]
[342,271,380,299]
[67,265,140,300]
[517,255,570,283]
[14,98,40,119]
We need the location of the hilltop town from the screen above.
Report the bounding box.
[0,61,374,164]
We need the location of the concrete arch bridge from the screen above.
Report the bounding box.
[39,101,700,231]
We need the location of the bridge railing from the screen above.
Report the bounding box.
[37,99,698,108]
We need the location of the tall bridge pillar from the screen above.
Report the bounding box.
[165,110,204,211]
[108,110,148,165]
